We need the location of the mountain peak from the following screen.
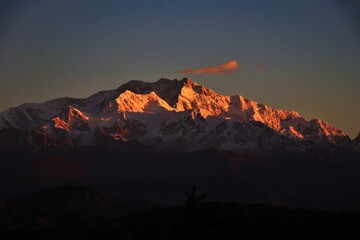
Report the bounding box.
[180,77,197,87]
[101,90,175,114]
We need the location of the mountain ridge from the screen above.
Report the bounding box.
[0,78,354,151]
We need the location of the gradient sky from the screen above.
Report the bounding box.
[0,0,359,138]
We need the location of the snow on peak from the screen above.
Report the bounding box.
[102,90,175,114]
[62,106,89,121]
[52,117,72,132]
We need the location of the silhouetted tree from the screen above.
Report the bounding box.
[185,186,206,220]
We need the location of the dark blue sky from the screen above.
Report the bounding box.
[1,0,359,137]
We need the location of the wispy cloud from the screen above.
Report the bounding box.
[177,60,238,74]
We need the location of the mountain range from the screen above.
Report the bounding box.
[0,78,357,151]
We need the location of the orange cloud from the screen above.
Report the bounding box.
[178,60,238,74]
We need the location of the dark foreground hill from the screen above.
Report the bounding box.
[0,146,359,212]
[6,185,159,217]
[0,185,359,240]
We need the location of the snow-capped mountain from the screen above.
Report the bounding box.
[0,78,352,151]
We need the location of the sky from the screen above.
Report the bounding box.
[0,0,359,138]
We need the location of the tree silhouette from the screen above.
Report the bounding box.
[185,186,206,220]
